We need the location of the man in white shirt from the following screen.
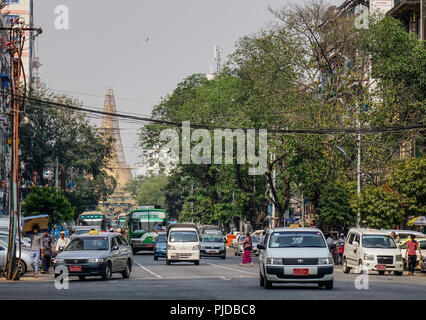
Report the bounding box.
[55,231,70,253]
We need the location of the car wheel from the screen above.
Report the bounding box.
[122,261,131,279]
[264,279,273,289]
[102,262,112,280]
[395,271,403,276]
[154,256,158,261]
[221,255,226,260]
[259,274,265,287]
[342,258,351,273]
[378,270,385,275]
[324,280,333,290]
[166,258,171,265]
[194,260,200,266]
[78,276,86,280]
[18,260,27,276]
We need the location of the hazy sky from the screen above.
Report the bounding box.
[34,0,314,170]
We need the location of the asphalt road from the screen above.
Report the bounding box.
[0,248,425,300]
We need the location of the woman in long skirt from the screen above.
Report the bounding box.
[239,232,254,267]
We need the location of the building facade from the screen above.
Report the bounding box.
[1,0,34,83]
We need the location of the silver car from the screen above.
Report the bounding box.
[258,228,334,290]
[0,239,35,276]
[53,232,133,280]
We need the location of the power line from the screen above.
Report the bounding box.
[17,94,426,135]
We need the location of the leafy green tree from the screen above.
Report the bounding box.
[123,175,147,197]
[136,175,168,208]
[318,180,356,230]
[22,186,74,228]
[390,156,426,216]
[351,185,405,229]
[20,88,117,218]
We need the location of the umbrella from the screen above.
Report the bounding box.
[407,216,426,227]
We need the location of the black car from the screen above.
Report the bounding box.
[53,232,133,280]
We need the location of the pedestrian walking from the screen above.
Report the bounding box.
[405,234,423,276]
[29,225,43,278]
[56,231,70,254]
[41,230,55,274]
[238,232,254,267]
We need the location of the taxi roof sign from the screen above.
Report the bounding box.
[289,224,299,229]
[89,229,99,235]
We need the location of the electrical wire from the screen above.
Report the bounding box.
[10,92,425,135]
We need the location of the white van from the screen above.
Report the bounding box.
[166,223,200,265]
[342,228,404,275]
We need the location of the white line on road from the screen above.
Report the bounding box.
[204,262,258,275]
[134,260,162,278]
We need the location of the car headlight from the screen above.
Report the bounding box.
[318,257,333,265]
[192,245,200,250]
[53,258,64,264]
[396,255,402,261]
[266,258,282,265]
[88,258,104,263]
[364,254,374,261]
[167,245,175,250]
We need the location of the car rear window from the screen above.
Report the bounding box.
[269,232,326,248]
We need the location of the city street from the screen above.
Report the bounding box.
[1,249,425,300]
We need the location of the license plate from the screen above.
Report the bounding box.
[69,266,81,272]
[208,250,218,253]
[377,264,386,270]
[293,268,309,276]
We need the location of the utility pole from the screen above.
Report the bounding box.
[2,18,42,280]
[356,104,361,228]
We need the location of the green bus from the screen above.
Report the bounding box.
[77,211,111,232]
[127,207,167,254]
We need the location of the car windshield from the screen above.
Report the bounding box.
[169,231,198,242]
[156,234,166,242]
[202,236,223,243]
[66,237,109,251]
[362,235,397,248]
[269,232,326,248]
[251,237,259,243]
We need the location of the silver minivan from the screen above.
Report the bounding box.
[258,228,334,289]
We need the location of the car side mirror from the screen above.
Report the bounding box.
[257,244,265,250]
[112,246,119,251]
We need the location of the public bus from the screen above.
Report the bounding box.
[126,207,167,253]
[77,211,111,232]
[117,213,128,229]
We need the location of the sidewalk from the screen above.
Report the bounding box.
[0,272,54,283]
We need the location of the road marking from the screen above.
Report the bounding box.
[204,262,258,275]
[129,275,257,280]
[134,260,162,278]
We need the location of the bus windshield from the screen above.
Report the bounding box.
[130,211,166,233]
